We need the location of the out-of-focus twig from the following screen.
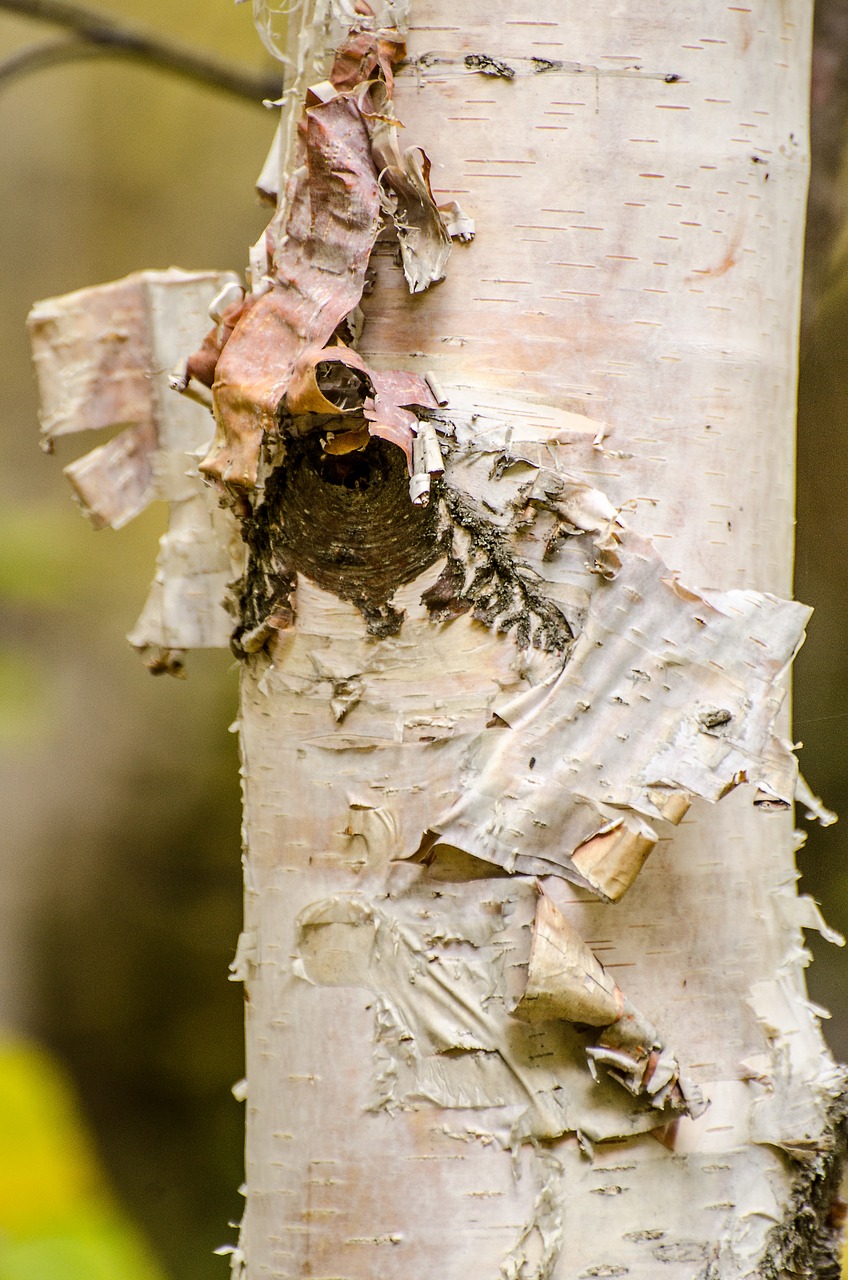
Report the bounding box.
[0,35,108,87]
[0,0,281,102]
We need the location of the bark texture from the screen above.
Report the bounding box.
[28,1,848,1278]
[233,4,843,1278]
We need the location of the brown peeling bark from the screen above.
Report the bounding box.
[185,294,252,389]
[193,19,450,500]
[329,20,405,93]
[201,94,383,490]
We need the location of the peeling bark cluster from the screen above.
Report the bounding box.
[27,269,246,673]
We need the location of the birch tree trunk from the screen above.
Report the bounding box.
[228,3,844,1276]
[28,1,848,1277]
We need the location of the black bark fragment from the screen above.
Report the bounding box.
[465,52,515,79]
[433,485,574,656]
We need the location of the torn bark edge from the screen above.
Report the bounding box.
[62,419,156,530]
[797,773,839,829]
[509,892,705,1118]
[187,15,472,502]
[760,1076,848,1279]
[141,647,187,678]
[570,792,691,903]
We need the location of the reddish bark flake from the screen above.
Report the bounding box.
[192,11,455,498]
[201,94,382,490]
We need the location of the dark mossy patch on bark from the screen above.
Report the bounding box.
[758,1077,848,1280]
[231,432,574,657]
[432,485,574,655]
[233,433,440,647]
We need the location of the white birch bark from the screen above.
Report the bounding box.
[234,3,844,1278]
[28,1,848,1277]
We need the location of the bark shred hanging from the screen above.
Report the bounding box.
[175,8,475,643]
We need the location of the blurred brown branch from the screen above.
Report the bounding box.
[0,0,281,101]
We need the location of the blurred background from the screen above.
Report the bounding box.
[0,3,846,1278]
[0,3,273,1277]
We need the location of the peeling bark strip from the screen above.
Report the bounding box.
[29,0,848,1277]
[28,270,246,670]
[193,14,451,496]
[423,428,809,898]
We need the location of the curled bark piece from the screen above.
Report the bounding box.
[208,280,246,324]
[63,421,156,531]
[185,294,251,389]
[379,144,453,293]
[364,371,439,465]
[588,998,706,1117]
[570,824,658,904]
[28,269,246,664]
[286,346,374,417]
[510,892,622,1027]
[364,398,417,463]
[329,21,406,94]
[510,892,703,1116]
[352,57,453,294]
[239,602,296,656]
[439,199,475,242]
[409,421,445,505]
[201,93,381,490]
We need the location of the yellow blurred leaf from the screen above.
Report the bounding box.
[0,1039,166,1279]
